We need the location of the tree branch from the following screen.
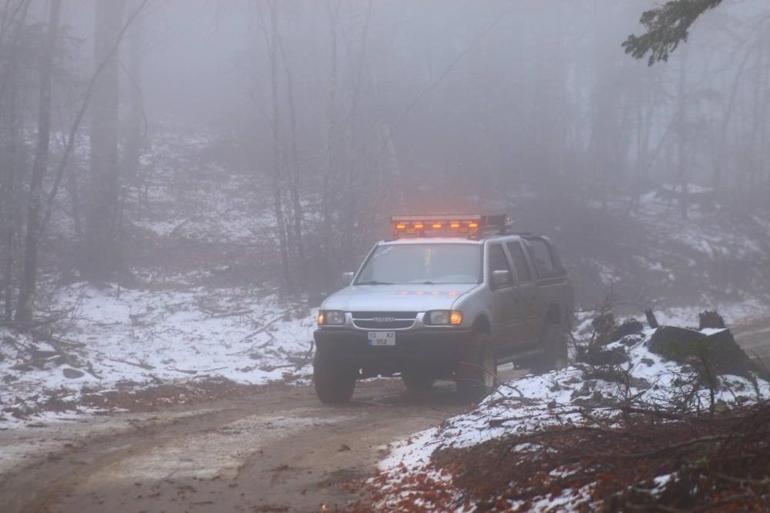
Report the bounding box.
[623,0,723,65]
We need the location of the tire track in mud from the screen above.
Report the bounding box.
[2,406,254,513]
[0,380,467,513]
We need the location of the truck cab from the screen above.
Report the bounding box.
[313,215,574,403]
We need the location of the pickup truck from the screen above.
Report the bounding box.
[313,215,574,403]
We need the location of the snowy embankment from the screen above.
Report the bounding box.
[363,320,770,513]
[0,283,314,427]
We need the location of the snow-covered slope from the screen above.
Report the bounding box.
[365,325,770,513]
[0,283,314,427]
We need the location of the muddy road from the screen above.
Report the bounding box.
[1,324,767,513]
[0,379,479,513]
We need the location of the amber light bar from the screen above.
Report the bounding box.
[391,214,506,239]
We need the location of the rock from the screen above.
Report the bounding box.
[577,346,628,366]
[645,309,659,329]
[62,367,84,379]
[610,320,645,342]
[648,326,761,379]
[699,310,726,330]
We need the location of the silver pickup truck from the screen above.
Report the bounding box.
[313,215,574,403]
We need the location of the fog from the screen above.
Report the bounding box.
[2,0,770,314]
[3,3,770,510]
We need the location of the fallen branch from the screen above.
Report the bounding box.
[105,357,155,370]
[207,309,252,319]
[226,315,285,354]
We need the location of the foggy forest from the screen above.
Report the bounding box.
[1,1,770,512]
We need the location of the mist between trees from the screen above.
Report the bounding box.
[1,0,769,323]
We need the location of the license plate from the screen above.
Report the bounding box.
[368,331,396,347]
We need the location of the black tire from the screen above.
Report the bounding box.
[313,349,356,404]
[401,371,436,394]
[456,331,497,401]
[531,322,569,374]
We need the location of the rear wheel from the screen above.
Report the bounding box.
[313,349,356,404]
[456,331,497,401]
[531,322,569,374]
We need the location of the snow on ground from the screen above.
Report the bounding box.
[0,283,315,427]
[125,128,282,245]
[0,126,320,428]
[632,191,770,290]
[372,326,770,512]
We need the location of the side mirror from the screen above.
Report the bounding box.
[491,269,512,288]
[341,271,355,285]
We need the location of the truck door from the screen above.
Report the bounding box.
[524,237,565,330]
[506,241,539,348]
[487,243,518,357]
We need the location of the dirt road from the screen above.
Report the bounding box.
[0,379,475,513]
[0,323,767,513]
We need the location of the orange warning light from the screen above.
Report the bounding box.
[390,214,504,239]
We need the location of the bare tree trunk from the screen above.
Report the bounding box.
[85,0,126,281]
[123,7,145,182]
[628,89,652,214]
[0,0,32,105]
[760,34,770,193]
[265,0,290,291]
[747,37,768,205]
[64,146,83,236]
[2,73,23,322]
[1,108,19,321]
[712,45,754,192]
[278,37,305,280]
[0,1,31,321]
[15,0,62,323]
[340,0,372,270]
[676,48,689,219]
[1,97,19,321]
[320,0,340,284]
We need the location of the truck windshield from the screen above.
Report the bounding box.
[355,244,482,285]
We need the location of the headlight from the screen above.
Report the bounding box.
[426,310,463,326]
[318,310,345,326]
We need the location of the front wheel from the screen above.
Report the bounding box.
[456,331,497,401]
[313,349,356,404]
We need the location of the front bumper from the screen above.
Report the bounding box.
[314,327,473,378]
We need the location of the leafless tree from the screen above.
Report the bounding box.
[84,0,127,281]
[14,0,62,323]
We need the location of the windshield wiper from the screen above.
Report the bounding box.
[356,280,393,285]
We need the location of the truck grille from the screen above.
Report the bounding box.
[352,312,417,330]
